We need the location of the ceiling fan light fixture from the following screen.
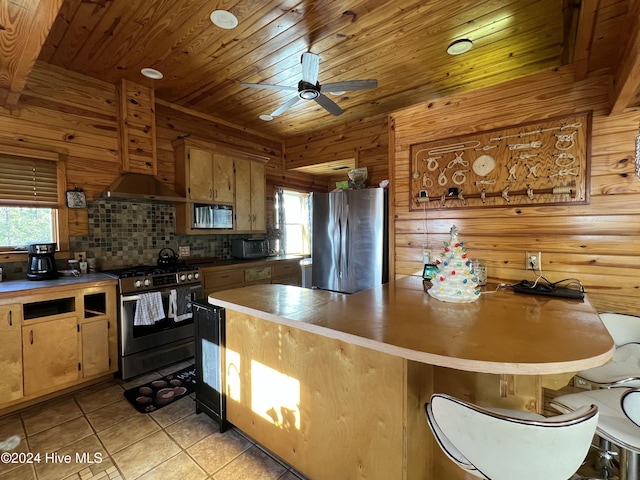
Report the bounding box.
[140,67,163,79]
[210,10,238,29]
[447,39,473,55]
[328,91,346,96]
[259,114,273,121]
[299,89,320,100]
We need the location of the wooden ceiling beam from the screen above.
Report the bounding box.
[564,0,600,80]
[0,0,63,110]
[610,0,640,114]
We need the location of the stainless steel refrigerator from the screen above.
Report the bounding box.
[312,188,388,294]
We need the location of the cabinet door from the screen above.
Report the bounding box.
[234,158,252,231]
[250,161,266,231]
[235,158,266,232]
[189,147,214,201]
[0,304,23,402]
[81,319,111,378]
[213,153,234,203]
[23,316,79,395]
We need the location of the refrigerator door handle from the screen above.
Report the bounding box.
[343,203,349,273]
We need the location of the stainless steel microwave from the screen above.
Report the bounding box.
[192,204,233,229]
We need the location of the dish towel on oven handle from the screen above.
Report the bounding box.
[168,287,193,322]
[133,292,165,326]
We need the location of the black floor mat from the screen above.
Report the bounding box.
[124,364,196,413]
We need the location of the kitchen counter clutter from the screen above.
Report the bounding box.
[207,277,614,480]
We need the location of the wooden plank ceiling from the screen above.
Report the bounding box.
[0,0,636,140]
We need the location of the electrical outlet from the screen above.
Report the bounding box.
[525,251,542,271]
[74,251,86,261]
[178,245,190,257]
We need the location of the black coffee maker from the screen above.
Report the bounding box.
[27,243,58,280]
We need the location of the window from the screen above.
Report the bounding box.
[0,153,60,251]
[277,189,310,255]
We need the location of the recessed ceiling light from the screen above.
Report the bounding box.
[259,114,273,121]
[140,68,163,79]
[447,39,473,55]
[210,10,238,29]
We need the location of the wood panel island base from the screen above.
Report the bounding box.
[207,278,614,480]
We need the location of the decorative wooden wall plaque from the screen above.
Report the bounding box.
[410,112,591,210]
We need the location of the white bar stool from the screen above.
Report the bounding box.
[575,313,640,389]
[425,393,599,480]
[551,388,640,480]
[573,313,640,477]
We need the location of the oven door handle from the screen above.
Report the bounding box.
[121,288,199,303]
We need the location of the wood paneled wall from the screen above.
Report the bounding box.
[391,65,640,316]
[0,61,329,241]
[284,114,389,190]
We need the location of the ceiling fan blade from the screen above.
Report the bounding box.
[321,79,378,93]
[271,95,301,117]
[301,52,320,85]
[314,93,343,116]
[240,83,297,92]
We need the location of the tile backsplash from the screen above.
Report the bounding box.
[1,199,261,280]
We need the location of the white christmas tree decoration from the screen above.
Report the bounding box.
[427,224,481,303]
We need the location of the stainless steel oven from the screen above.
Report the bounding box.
[104,265,201,379]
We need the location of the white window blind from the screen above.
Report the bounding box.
[0,154,58,207]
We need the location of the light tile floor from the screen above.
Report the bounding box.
[0,361,308,480]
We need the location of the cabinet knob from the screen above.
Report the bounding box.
[30,330,34,345]
[7,311,12,327]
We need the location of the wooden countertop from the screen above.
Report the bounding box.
[208,277,615,375]
[0,273,117,299]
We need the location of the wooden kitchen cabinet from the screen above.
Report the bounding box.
[272,259,301,286]
[80,286,117,379]
[235,158,266,232]
[182,146,234,203]
[202,258,302,298]
[0,304,23,402]
[173,138,269,234]
[81,319,111,378]
[0,281,117,413]
[22,315,79,396]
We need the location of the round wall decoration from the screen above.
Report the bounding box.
[472,155,496,177]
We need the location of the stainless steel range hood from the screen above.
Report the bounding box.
[101,173,187,203]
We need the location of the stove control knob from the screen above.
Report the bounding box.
[180,274,187,282]
[134,280,142,288]
[187,273,193,281]
[144,279,150,287]
[194,272,200,280]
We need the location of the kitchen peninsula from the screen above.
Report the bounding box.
[208,277,614,480]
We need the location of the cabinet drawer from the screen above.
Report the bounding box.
[273,274,300,286]
[273,261,300,278]
[245,266,271,282]
[205,269,245,289]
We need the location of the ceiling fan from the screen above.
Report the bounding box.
[240,52,378,117]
